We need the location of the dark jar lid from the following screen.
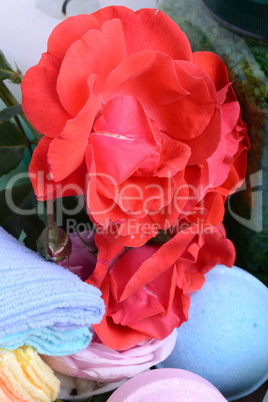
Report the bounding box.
[200,0,268,40]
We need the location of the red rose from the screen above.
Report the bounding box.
[86,223,235,350]
[22,7,248,246]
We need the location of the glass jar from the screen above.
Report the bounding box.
[159,0,268,284]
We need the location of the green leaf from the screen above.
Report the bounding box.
[0,50,13,81]
[0,104,23,123]
[0,50,22,83]
[0,181,33,238]
[0,180,45,249]
[0,121,26,176]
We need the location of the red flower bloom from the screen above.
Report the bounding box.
[86,223,235,350]
[22,7,248,246]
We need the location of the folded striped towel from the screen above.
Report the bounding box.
[0,345,60,402]
[0,227,105,355]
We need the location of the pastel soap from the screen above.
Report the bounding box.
[107,368,227,401]
[157,265,268,401]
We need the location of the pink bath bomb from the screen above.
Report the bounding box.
[107,368,227,401]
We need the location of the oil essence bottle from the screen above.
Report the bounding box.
[159,0,268,283]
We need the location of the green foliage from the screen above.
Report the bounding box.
[0,50,13,81]
[0,104,23,123]
[0,50,22,83]
[0,180,45,250]
[0,49,93,258]
[0,49,46,250]
[0,121,26,177]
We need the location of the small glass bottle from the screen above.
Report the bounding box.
[159,0,268,283]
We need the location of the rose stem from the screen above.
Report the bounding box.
[47,199,56,227]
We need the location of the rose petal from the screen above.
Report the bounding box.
[119,226,198,301]
[193,51,230,91]
[217,83,232,105]
[102,50,189,107]
[57,18,127,116]
[188,192,225,227]
[144,264,178,313]
[85,145,121,228]
[29,137,86,201]
[184,108,222,165]
[86,232,125,288]
[137,60,217,141]
[127,289,189,340]
[92,277,148,350]
[47,14,100,60]
[92,7,192,61]
[109,245,157,301]
[48,75,101,182]
[220,146,248,195]
[22,54,71,138]
[22,15,101,137]
[114,175,177,216]
[100,229,156,248]
[91,96,160,184]
[153,60,216,140]
[85,141,181,232]
[109,288,165,326]
[156,138,191,177]
[205,140,228,189]
[221,101,241,136]
[183,271,206,293]
[177,60,217,102]
[103,50,217,141]
[148,179,190,229]
[196,225,236,268]
[85,146,151,229]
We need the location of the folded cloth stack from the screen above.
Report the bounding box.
[0,327,92,356]
[0,345,60,401]
[0,227,105,355]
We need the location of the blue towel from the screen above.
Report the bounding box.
[0,227,105,355]
[0,327,92,356]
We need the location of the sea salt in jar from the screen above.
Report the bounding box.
[159,0,268,284]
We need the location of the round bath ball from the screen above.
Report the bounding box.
[157,265,268,401]
[107,368,227,401]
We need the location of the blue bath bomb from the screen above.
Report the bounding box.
[157,265,268,401]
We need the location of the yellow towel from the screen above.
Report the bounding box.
[0,345,60,402]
